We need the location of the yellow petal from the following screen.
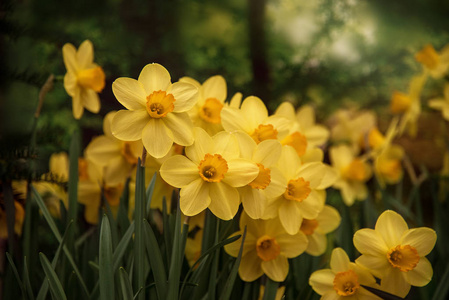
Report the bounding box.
[279,200,302,235]
[229,92,242,108]
[112,77,146,110]
[164,112,194,146]
[305,125,329,147]
[321,292,340,300]
[428,99,446,110]
[224,232,257,257]
[62,43,78,73]
[400,228,437,257]
[276,231,308,258]
[305,232,327,256]
[81,89,100,113]
[355,254,390,279]
[240,212,266,238]
[234,130,257,160]
[329,145,354,171]
[264,167,287,198]
[180,178,210,216]
[380,268,410,298]
[353,229,389,256]
[375,210,408,248]
[185,127,213,164]
[213,131,240,160]
[261,255,289,282]
[330,247,350,273]
[299,189,325,220]
[222,159,259,187]
[84,204,100,225]
[275,102,296,120]
[202,75,227,101]
[296,105,315,128]
[297,162,338,189]
[309,269,335,295]
[316,205,341,234]
[405,257,432,287]
[253,140,282,167]
[72,90,83,119]
[138,63,171,95]
[64,72,77,96]
[168,81,198,112]
[208,183,239,220]
[160,155,199,187]
[240,187,267,219]
[277,146,302,180]
[103,156,129,186]
[241,96,268,128]
[76,40,94,69]
[112,109,148,141]
[85,136,121,166]
[239,250,264,282]
[142,118,174,158]
[221,106,253,132]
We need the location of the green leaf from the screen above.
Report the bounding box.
[361,285,404,300]
[103,198,119,248]
[31,186,89,297]
[113,222,135,271]
[207,222,220,300]
[262,277,279,300]
[145,171,157,216]
[162,198,173,266]
[119,267,134,300]
[143,219,168,299]
[39,253,67,300]
[5,253,26,298]
[67,128,80,251]
[100,215,115,300]
[167,203,186,300]
[23,257,35,300]
[134,160,146,300]
[432,262,449,300]
[219,226,247,300]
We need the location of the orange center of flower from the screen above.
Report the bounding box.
[248,163,271,190]
[256,235,281,261]
[199,98,223,124]
[390,91,412,114]
[78,158,89,181]
[250,124,278,144]
[387,245,420,272]
[103,183,124,206]
[198,154,228,183]
[281,132,308,156]
[300,219,319,235]
[284,177,311,202]
[121,142,138,165]
[367,128,385,150]
[342,159,368,182]
[77,66,106,92]
[378,159,402,182]
[415,44,440,70]
[146,90,175,118]
[333,270,360,296]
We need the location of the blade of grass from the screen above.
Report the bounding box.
[162,198,172,266]
[103,198,119,248]
[145,172,157,216]
[5,253,26,298]
[262,278,279,300]
[39,253,67,300]
[31,186,89,297]
[67,128,80,252]
[207,222,220,300]
[23,257,35,300]
[432,261,449,300]
[119,267,134,300]
[134,159,146,299]
[167,203,183,300]
[113,222,135,271]
[117,177,131,234]
[361,285,404,300]
[100,215,115,300]
[143,219,168,299]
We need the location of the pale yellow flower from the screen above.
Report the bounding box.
[225,213,308,282]
[181,75,227,135]
[85,111,142,186]
[111,63,198,158]
[374,145,404,187]
[415,44,449,79]
[0,201,25,239]
[329,145,372,206]
[63,40,105,119]
[429,83,449,121]
[221,96,291,144]
[160,128,259,220]
[353,210,437,298]
[300,205,341,256]
[234,131,285,219]
[263,146,338,235]
[309,248,381,300]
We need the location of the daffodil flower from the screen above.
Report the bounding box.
[415,44,449,79]
[264,146,338,235]
[301,205,341,256]
[329,145,372,206]
[374,144,404,187]
[111,63,198,158]
[85,111,142,186]
[309,247,381,300]
[160,127,259,220]
[63,40,105,119]
[353,210,437,298]
[225,213,308,282]
[221,96,291,144]
[429,83,449,121]
[180,75,227,135]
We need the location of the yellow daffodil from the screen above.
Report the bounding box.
[111,63,198,158]
[258,285,285,300]
[63,40,105,119]
[301,205,341,256]
[225,213,308,282]
[329,145,372,206]
[263,146,338,235]
[309,247,381,300]
[0,201,25,238]
[86,111,142,186]
[160,127,259,220]
[429,83,449,121]
[390,73,427,137]
[78,158,124,224]
[353,210,437,298]
[234,131,285,219]
[374,145,404,187]
[415,44,449,79]
[221,96,291,144]
[181,75,227,135]
[275,102,329,152]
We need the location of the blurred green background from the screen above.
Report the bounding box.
[1,0,449,157]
